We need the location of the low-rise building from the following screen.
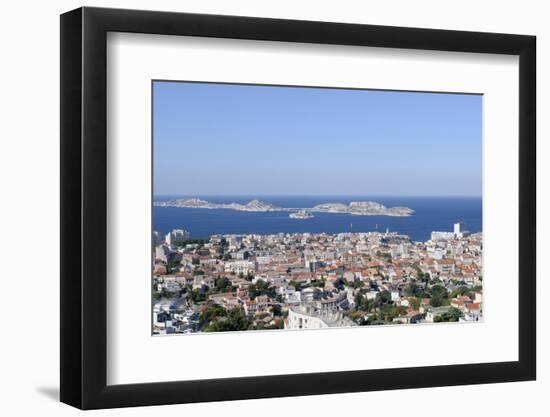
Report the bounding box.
[285,305,356,330]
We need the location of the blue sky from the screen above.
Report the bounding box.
[153,81,482,197]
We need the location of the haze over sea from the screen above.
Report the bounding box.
[153,196,482,242]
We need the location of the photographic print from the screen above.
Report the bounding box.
[152,81,483,335]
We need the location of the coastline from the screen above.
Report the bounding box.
[152,196,482,243]
[153,197,415,217]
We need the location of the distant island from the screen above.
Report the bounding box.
[154,198,414,217]
[289,210,314,219]
[312,201,414,217]
[154,198,281,212]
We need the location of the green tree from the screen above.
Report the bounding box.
[188,288,207,303]
[311,278,326,288]
[354,292,364,309]
[403,281,418,297]
[288,280,304,291]
[434,307,463,322]
[166,258,181,272]
[415,267,430,283]
[450,286,472,299]
[378,305,407,322]
[376,290,392,305]
[410,297,421,310]
[271,304,283,317]
[199,304,227,327]
[429,285,449,307]
[203,308,250,332]
[248,280,276,299]
[430,277,442,285]
[214,277,231,292]
[345,310,367,325]
[345,279,364,289]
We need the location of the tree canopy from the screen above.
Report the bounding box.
[434,307,463,322]
[248,280,276,299]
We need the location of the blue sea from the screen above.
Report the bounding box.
[153,196,482,242]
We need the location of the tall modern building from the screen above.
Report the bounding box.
[165,229,190,246]
[454,222,465,239]
[153,230,163,246]
[431,222,467,241]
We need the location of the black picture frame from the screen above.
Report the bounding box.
[60,6,536,410]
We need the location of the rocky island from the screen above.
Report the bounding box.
[312,201,414,217]
[153,198,282,212]
[289,210,314,219]
[154,198,414,217]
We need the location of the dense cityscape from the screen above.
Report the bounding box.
[152,222,482,335]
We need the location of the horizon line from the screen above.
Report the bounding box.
[153,194,483,198]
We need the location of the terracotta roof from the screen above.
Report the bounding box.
[436,259,455,265]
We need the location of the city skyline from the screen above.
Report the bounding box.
[153,81,482,197]
[153,227,483,334]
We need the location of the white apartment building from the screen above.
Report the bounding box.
[285,306,356,330]
[224,260,257,275]
[165,229,190,246]
[431,231,455,241]
[454,222,464,237]
[153,230,163,246]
